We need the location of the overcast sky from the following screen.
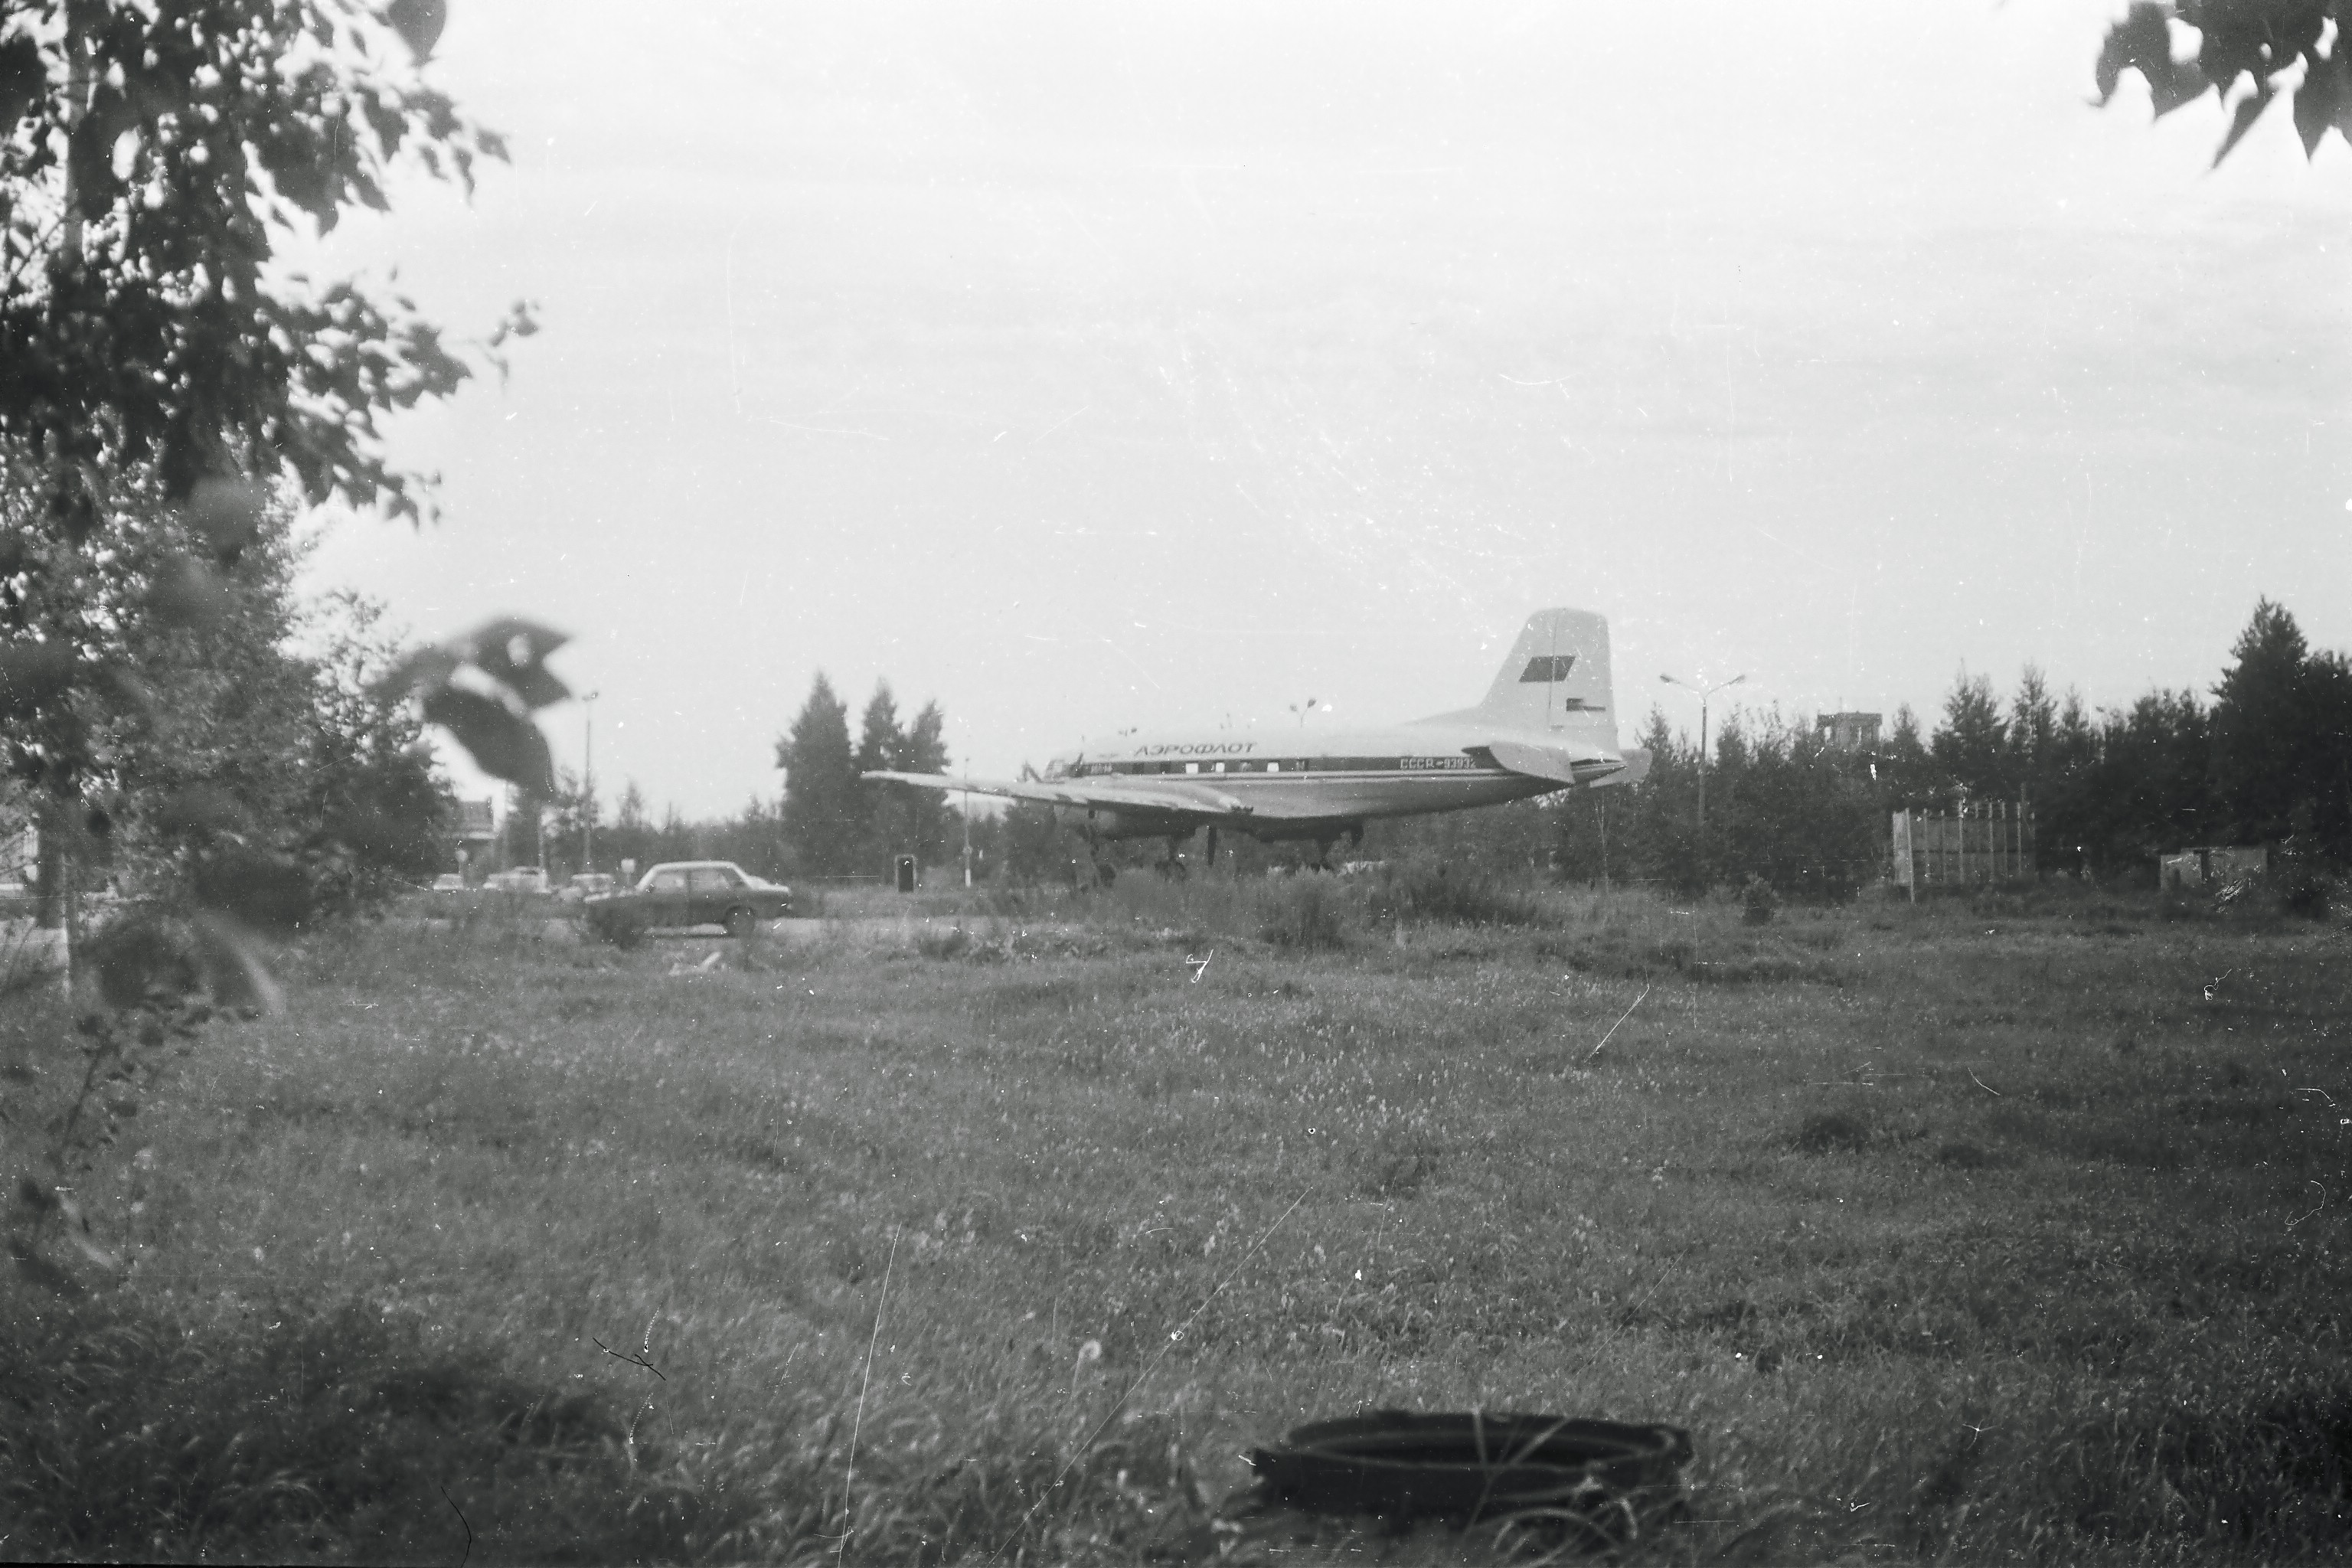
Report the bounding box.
[293,1,2352,820]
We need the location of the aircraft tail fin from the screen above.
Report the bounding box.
[1419,607,1619,753]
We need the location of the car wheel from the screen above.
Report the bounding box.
[723,906,759,939]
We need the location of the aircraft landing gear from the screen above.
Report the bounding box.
[1082,823,1116,888]
[1158,834,1191,880]
[1308,824,1362,872]
[1205,826,1220,870]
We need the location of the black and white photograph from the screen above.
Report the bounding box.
[3,1,2350,1562]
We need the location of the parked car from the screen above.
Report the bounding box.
[557,872,617,903]
[586,860,790,939]
[485,867,550,894]
[431,874,466,893]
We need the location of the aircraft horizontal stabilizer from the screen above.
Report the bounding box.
[1485,739,1584,786]
[1485,739,1645,789]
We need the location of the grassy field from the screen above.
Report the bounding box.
[4,875,2349,1563]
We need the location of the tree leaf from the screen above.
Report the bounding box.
[2213,87,2271,165]
[2295,46,2348,156]
[2095,2,2207,117]
[422,684,554,792]
[0,35,41,129]
[459,616,571,710]
[386,0,449,64]
[373,644,466,703]
[182,476,267,564]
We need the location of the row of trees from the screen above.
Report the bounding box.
[774,675,958,877]
[1537,597,2351,893]
[626,599,2343,897]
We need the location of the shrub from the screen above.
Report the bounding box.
[1793,1108,1876,1154]
[2278,867,2333,921]
[1256,877,1349,951]
[584,900,648,949]
[1741,874,1779,925]
[915,924,972,959]
[1367,863,1544,928]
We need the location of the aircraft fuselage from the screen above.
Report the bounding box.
[1044,721,1599,841]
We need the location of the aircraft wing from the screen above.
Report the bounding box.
[862,770,1260,818]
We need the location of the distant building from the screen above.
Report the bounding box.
[2160,844,2268,890]
[448,798,496,874]
[1818,712,1881,754]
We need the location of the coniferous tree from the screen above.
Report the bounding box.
[890,699,958,867]
[1881,704,1935,806]
[776,675,861,877]
[2007,666,2058,795]
[851,682,902,871]
[2305,650,2352,861]
[2210,599,2316,847]
[1931,671,2010,801]
[2036,689,2104,877]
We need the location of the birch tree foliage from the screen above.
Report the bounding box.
[0,2,559,820]
[2096,1,2352,165]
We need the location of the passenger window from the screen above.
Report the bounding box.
[1184,763,1200,774]
[650,871,686,893]
[688,868,732,893]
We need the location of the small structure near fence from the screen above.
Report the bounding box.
[2159,844,2267,890]
[1891,799,2035,891]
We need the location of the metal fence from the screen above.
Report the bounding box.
[1892,801,2034,889]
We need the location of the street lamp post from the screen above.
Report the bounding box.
[1659,671,1746,831]
[1289,696,1319,730]
[582,691,599,871]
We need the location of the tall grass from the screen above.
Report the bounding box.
[4,890,2349,1562]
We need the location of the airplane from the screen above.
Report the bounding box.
[864,607,1652,878]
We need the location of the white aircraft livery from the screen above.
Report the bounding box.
[865,607,1652,870]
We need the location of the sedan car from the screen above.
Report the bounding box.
[590,860,791,937]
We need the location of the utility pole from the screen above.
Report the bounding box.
[1659,671,1746,831]
[582,691,599,871]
